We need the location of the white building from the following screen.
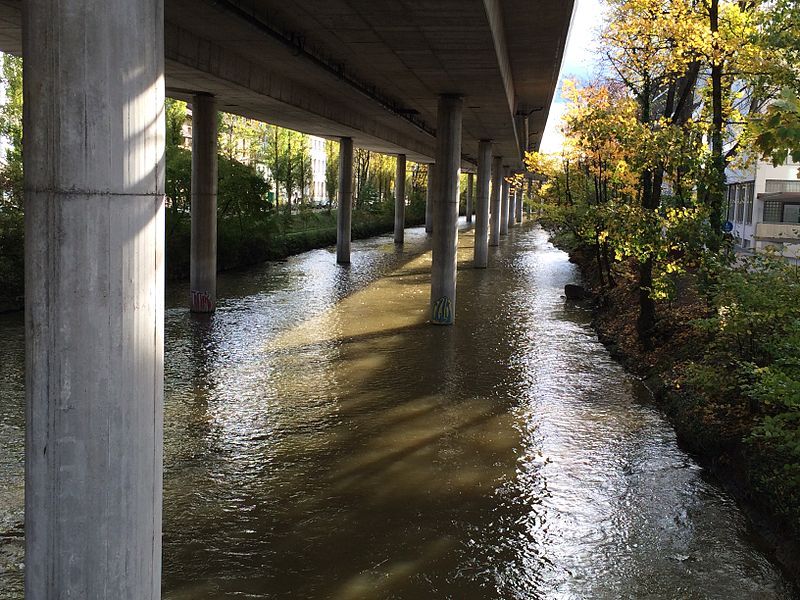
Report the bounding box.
[727,159,800,257]
[309,135,328,206]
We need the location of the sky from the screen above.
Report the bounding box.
[539,0,608,154]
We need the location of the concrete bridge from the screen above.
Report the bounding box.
[0,0,573,596]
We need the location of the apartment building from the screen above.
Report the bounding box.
[309,135,328,206]
[726,159,800,257]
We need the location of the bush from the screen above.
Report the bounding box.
[0,211,24,310]
[686,253,800,528]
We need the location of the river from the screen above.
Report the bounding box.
[0,224,795,598]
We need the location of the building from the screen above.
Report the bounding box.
[309,135,328,206]
[726,159,800,257]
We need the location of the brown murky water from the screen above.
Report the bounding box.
[0,224,796,598]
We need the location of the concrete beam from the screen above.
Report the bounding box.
[165,22,438,163]
[23,0,164,597]
[190,93,218,313]
[482,0,516,117]
[394,154,406,244]
[430,95,463,325]
[474,140,492,267]
[337,137,354,264]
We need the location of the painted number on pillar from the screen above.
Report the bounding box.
[191,290,215,312]
[432,296,453,325]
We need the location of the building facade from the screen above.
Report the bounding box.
[726,159,800,257]
[310,135,328,206]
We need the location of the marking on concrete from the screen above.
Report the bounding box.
[432,296,453,325]
[190,290,215,313]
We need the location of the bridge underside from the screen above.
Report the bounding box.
[13,1,574,597]
[0,0,572,166]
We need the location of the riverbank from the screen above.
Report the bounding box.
[0,207,425,313]
[553,230,800,584]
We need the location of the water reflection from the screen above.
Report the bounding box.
[0,225,795,599]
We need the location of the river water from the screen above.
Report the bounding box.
[0,224,795,598]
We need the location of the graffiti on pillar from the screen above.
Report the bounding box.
[432,296,453,325]
[191,290,215,312]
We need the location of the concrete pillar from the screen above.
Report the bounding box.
[394,154,407,244]
[337,137,354,264]
[466,172,474,223]
[425,163,435,234]
[190,94,218,313]
[516,185,524,223]
[430,95,463,325]
[500,166,510,236]
[508,189,517,230]
[474,140,492,268]
[489,156,503,246]
[23,0,164,598]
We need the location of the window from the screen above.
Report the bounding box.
[766,180,800,193]
[727,186,735,221]
[763,200,782,223]
[736,187,745,223]
[783,204,800,224]
[745,182,754,225]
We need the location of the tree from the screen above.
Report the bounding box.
[746,0,800,166]
[325,139,339,210]
[0,52,23,210]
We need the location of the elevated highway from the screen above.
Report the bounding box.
[5,1,574,597]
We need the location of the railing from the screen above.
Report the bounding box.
[754,222,800,241]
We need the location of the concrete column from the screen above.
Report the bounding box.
[489,156,503,246]
[23,0,164,598]
[508,189,517,230]
[425,163,435,234]
[466,172,474,223]
[190,93,218,313]
[500,166,510,236]
[474,140,492,267]
[516,185,524,223]
[337,137,354,264]
[394,154,406,244]
[430,95,463,325]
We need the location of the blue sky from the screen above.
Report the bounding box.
[539,0,607,153]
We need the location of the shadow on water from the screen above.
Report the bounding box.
[0,223,796,599]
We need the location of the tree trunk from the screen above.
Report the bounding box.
[708,0,726,248]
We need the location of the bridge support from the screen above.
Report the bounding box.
[516,187,524,223]
[23,0,164,597]
[466,172,474,223]
[337,137,354,264]
[394,154,406,244]
[425,163,435,234]
[474,140,492,267]
[430,95,463,325]
[190,93,218,313]
[489,156,503,246]
[508,189,517,230]
[500,166,510,236]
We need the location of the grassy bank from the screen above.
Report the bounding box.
[0,204,425,312]
[164,206,424,280]
[551,229,800,581]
